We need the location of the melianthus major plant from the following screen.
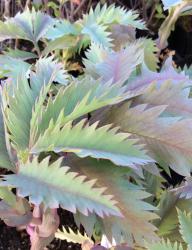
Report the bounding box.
[1,1,192,250]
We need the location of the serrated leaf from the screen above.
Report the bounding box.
[127,57,190,93]
[30,76,135,142]
[32,120,153,169]
[0,8,54,43]
[162,0,183,10]
[145,239,183,250]
[44,20,79,40]
[134,80,192,118]
[156,190,192,237]
[177,209,192,248]
[42,35,79,56]
[174,177,192,199]
[0,157,122,217]
[0,199,32,227]
[143,38,159,71]
[4,48,37,60]
[55,226,93,245]
[0,55,31,79]
[82,23,112,48]
[84,41,143,84]
[103,102,192,176]
[2,57,67,151]
[68,157,158,246]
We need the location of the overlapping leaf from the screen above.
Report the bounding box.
[103,102,192,176]
[2,57,67,151]
[32,119,153,168]
[177,209,192,248]
[55,226,93,245]
[0,157,121,217]
[145,239,183,250]
[84,41,143,83]
[30,77,134,142]
[68,157,158,246]
[0,8,54,43]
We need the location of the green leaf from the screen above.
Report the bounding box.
[82,23,112,48]
[0,55,31,79]
[55,226,93,245]
[2,57,67,151]
[0,8,54,43]
[0,157,122,217]
[84,41,143,83]
[145,239,183,250]
[42,35,79,56]
[32,120,153,169]
[4,48,37,60]
[102,102,192,176]
[156,191,192,237]
[30,76,134,142]
[143,38,159,71]
[177,209,192,248]
[69,157,158,246]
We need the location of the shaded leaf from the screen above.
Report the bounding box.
[32,120,153,169]
[1,157,122,217]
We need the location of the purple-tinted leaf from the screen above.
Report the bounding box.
[173,177,192,199]
[0,200,32,227]
[127,57,191,93]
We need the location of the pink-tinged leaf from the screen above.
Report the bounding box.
[133,80,192,118]
[0,200,32,227]
[173,177,192,199]
[127,57,191,93]
[84,41,143,84]
[0,157,122,218]
[102,103,192,176]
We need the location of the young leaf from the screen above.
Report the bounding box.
[145,239,183,250]
[0,8,54,44]
[32,120,153,169]
[0,157,122,217]
[84,41,143,83]
[55,226,93,245]
[177,209,192,248]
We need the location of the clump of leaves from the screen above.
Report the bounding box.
[0,2,192,250]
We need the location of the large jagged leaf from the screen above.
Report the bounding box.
[82,3,145,30]
[133,80,192,118]
[30,76,135,142]
[177,209,192,248]
[145,239,183,250]
[68,157,158,247]
[0,55,31,79]
[143,38,159,71]
[173,177,192,199]
[84,41,143,83]
[2,57,67,151]
[44,20,79,40]
[102,102,192,176]
[0,8,54,44]
[156,190,192,237]
[127,57,190,93]
[42,35,79,56]
[32,119,153,169]
[82,23,112,48]
[0,157,121,217]
[0,93,13,170]
[55,226,93,245]
[4,48,37,60]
